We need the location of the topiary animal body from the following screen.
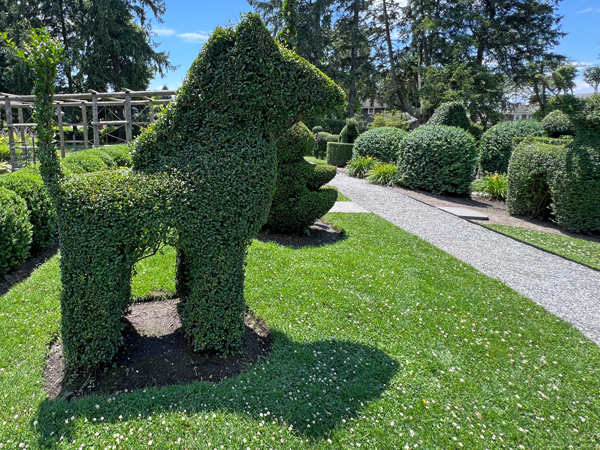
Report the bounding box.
[265,122,337,232]
[339,118,360,143]
[426,102,472,133]
[44,15,345,369]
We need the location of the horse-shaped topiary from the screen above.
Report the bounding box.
[47,14,345,369]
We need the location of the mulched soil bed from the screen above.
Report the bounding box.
[44,299,271,400]
[256,219,345,247]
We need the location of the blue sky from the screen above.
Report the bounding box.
[149,0,600,94]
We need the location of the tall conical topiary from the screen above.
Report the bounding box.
[265,122,338,232]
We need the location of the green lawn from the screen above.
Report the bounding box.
[485,224,600,270]
[304,156,327,165]
[1,213,600,449]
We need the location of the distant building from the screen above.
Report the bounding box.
[360,98,387,117]
[502,93,595,122]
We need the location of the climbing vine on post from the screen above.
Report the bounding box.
[278,0,298,49]
[2,29,64,197]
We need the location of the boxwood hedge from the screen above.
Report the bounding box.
[327,142,354,167]
[339,118,360,144]
[0,186,32,275]
[479,120,546,174]
[427,102,472,133]
[397,125,477,196]
[48,14,345,369]
[352,127,407,163]
[265,123,337,232]
[541,110,574,138]
[315,132,338,159]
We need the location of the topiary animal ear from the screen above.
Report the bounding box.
[234,13,279,56]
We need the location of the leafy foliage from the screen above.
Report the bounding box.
[397,125,477,196]
[44,15,345,369]
[426,102,471,133]
[339,117,360,143]
[541,110,574,137]
[314,132,339,159]
[366,162,397,186]
[327,142,354,167]
[368,110,410,130]
[265,122,337,232]
[0,186,32,275]
[472,172,508,202]
[347,155,378,179]
[352,126,407,163]
[479,120,546,174]
[0,171,56,250]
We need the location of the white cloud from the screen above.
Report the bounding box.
[154,28,176,37]
[577,7,600,13]
[178,32,210,43]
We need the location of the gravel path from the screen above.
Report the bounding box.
[330,172,600,346]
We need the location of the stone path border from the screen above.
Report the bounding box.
[329,172,600,346]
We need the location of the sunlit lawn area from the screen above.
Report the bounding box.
[485,224,600,270]
[1,213,599,449]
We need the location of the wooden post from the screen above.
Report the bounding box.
[4,96,17,172]
[17,107,28,161]
[56,102,65,158]
[124,92,132,143]
[92,92,99,147]
[32,136,36,165]
[81,104,89,149]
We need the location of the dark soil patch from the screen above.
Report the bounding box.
[0,240,59,297]
[44,299,271,400]
[257,219,345,247]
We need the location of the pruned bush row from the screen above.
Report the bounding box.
[397,125,477,196]
[479,120,546,174]
[0,186,32,274]
[327,142,354,167]
[352,127,407,163]
[314,132,339,159]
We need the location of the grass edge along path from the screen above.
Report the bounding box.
[484,224,600,271]
[1,213,599,449]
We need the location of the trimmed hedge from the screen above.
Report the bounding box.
[397,125,477,196]
[542,110,574,137]
[265,123,337,231]
[0,187,32,275]
[327,142,354,167]
[0,171,56,250]
[61,151,109,173]
[479,120,546,174]
[314,132,339,159]
[52,14,345,369]
[508,136,600,233]
[339,118,360,143]
[352,127,407,162]
[427,102,472,133]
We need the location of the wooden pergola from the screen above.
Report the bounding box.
[1,89,176,171]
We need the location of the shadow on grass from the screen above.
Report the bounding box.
[36,331,397,445]
[0,241,59,297]
[255,219,347,248]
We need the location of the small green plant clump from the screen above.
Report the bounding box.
[347,155,378,179]
[366,163,398,186]
[327,142,354,167]
[541,110,574,137]
[472,172,508,202]
[397,125,477,196]
[339,118,360,143]
[0,186,32,274]
[352,127,408,163]
[368,110,410,130]
[479,120,546,173]
[427,102,472,132]
[265,122,338,232]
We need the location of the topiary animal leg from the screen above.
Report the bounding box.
[177,236,248,355]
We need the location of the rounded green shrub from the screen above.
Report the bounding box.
[102,145,133,167]
[61,151,108,173]
[0,171,56,250]
[312,126,323,134]
[427,102,472,133]
[0,187,32,275]
[542,110,574,137]
[327,142,354,167]
[479,120,545,174]
[339,118,360,144]
[265,122,337,232]
[352,127,407,162]
[397,125,477,196]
